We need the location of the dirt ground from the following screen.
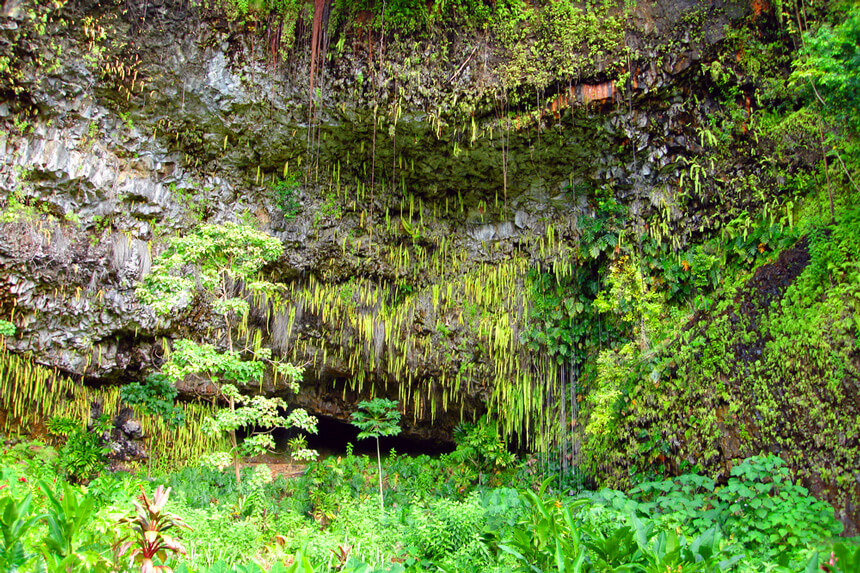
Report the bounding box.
[243,453,308,479]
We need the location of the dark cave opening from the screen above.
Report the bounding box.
[257,415,456,459]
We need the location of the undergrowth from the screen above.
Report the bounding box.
[0,442,855,572]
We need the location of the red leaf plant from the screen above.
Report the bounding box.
[118,485,191,573]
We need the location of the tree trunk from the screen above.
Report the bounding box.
[224,311,241,485]
[376,437,384,511]
[230,395,241,485]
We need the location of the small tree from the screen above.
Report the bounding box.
[136,223,316,485]
[350,398,401,511]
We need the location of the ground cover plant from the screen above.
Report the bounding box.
[0,430,856,572]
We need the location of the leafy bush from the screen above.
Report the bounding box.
[0,489,41,571]
[623,516,742,573]
[86,471,146,505]
[40,480,114,571]
[452,416,515,485]
[593,455,842,566]
[121,374,186,428]
[0,440,58,482]
[793,3,860,136]
[496,480,592,572]
[386,451,472,501]
[0,319,15,338]
[717,456,841,556]
[1,444,853,573]
[402,495,484,566]
[179,504,268,566]
[48,415,112,484]
[478,487,524,532]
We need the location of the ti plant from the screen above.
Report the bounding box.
[118,485,189,573]
[350,398,401,511]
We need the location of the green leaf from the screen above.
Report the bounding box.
[351,399,402,440]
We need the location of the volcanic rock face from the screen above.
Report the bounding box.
[0,0,735,396]
[10,0,858,529]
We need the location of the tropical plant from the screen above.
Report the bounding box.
[121,374,185,428]
[172,547,319,572]
[40,480,113,572]
[272,173,301,220]
[496,478,592,572]
[402,494,486,568]
[813,541,860,573]
[198,373,318,481]
[0,491,41,572]
[135,223,283,317]
[626,515,742,573]
[350,398,401,511]
[0,319,15,338]
[287,434,318,462]
[583,521,639,572]
[592,456,842,566]
[118,485,189,573]
[792,4,860,136]
[715,455,841,557]
[121,373,186,474]
[452,415,515,484]
[341,557,406,573]
[47,414,112,483]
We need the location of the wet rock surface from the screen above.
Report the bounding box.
[0,0,745,390]
[6,0,858,534]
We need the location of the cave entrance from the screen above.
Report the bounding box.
[262,415,455,460]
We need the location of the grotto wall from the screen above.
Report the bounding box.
[4,0,858,535]
[0,0,746,415]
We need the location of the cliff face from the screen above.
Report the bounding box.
[2,0,857,531]
[0,0,739,401]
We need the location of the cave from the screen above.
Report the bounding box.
[265,415,456,460]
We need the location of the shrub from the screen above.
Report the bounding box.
[48,415,112,484]
[402,494,485,567]
[272,174,301,220]
[592,455,843,566]
[452,416,515,485]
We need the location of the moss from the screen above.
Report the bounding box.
[585,213,860,514]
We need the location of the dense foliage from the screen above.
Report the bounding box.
[1,0,860,571]
[0,440,855,572]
